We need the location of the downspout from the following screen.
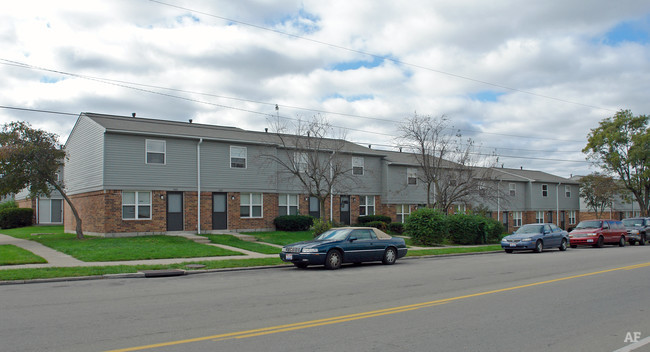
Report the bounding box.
[330,151,334,222]
[197,138,203,234]
[556,182,561,227]
[497,181,501,222]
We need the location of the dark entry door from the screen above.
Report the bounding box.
[212,192,228,230]
[167,192,183,231]
[503,211,509,233]
[340,195,350,225]
[309,196,320,218]
[560,211,566,229]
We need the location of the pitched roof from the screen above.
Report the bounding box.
[490,167,578,184]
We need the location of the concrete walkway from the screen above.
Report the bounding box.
[0,233,277,270]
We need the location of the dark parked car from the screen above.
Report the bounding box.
[280,227,408,269]
[622,217,650,245]
[569,219,627,248]
[501,223,569,253]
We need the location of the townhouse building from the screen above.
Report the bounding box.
[58,112,580,236]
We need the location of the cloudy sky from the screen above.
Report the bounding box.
[2,0,649,178]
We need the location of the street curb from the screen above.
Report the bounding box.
[0,251,502,285]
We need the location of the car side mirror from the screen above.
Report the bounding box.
[544,230,550,235]
[349,236,357,242]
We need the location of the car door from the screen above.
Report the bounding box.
[344,229,374,262]
[545,224,559,247]
[602,221,613,243]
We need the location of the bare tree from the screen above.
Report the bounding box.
[579,172,621,218]
[263,115,357,221]
[399,113,499,212]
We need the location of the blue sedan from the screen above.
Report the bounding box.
[280,227,408,269]
[501,223,569,253]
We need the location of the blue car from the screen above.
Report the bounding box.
[280,227,408,269]
[501,223,569,253]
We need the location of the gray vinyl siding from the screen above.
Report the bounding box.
[384,164,427,204]
[104,134,198,191]
[64,115,105,195]
[201,141,278,193]
[336,155,383,195]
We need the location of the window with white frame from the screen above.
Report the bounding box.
[565,185,571,198]
[542,184,548,197]
[352,156,364,175]
[454,204,467,214]
[536,211,544,223]
[230,146,247,169]
[240,193,262,218]
[359,195,375,216]
[509,183,516,196]
[146,139,165,164]
[122,191,151,220]
[396,204,410,223]
[279,194,299,216]
[513,211,522,227]
[407,168,417,185]
[568,210,576,225]
[294,152,307,173]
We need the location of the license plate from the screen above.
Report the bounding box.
[509,243,516,247]
[587,239,593,243]
[286,253,293,260]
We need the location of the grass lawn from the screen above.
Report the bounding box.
[407,245,502,256]
[1,226,242,261]
[246,231,313,246]
[0,258,286,281]
[0,245,47,265]
[203,234,281,254]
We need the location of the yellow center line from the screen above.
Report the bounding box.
[105,262,650,352]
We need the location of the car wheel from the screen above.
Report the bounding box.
[595,236,604,248]
[559,239,567,251]
[534,240,543,253]
[641,234,647,246]
[570,244,578,249]
[619,236,626,247]
[504,249,514,253]
[324,250,342,270]
[382,247,397,265]
[293,262,308,269]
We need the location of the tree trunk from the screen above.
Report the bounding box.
[51,183,84,239]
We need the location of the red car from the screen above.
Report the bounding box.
[569,219,627,248]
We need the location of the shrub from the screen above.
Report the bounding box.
[404,208,448,245]
[311,218,332,238]
[357,215,391,224]
[0,200,18,211]
[389,222,404,234]
[273,215,313,231]
[447,213,506,245]
[0,208,33,229]
[482,217,505,243]
[364,221,388,231]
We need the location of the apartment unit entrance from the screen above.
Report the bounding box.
[166,192,183,231]
[340,195,350,225]
[212,192,228,230]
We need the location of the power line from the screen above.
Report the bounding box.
[0,105,591,165]
[0,58,586,143]
[148,0,617,113]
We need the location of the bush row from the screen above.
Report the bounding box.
[273,215,314,231]
[0,208,33,229]
[404,208,504,246]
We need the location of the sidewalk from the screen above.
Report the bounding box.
[0,233,277,270]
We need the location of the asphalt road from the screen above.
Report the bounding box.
[2,245,650,352]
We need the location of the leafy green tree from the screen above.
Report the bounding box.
[583,110,650,216]
[0,121,84,238]
[578,173,620,218]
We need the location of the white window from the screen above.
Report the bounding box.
[146,139,165,164]
[407,168,417,185]
[513,211,522,227]
[542,184,548,197]
[122,191,151,220]
[294,152,308,173]
[359,195,375,216]
[230,146,247,169]
[509,183,516,196]
[536,211,544,223]
[396,204,410,223]
[454,204,467,214]
[352,156,364,175]
[568,211,576,225]
[279,194,299,216]
[565,185,571,198]
[240,193,262,218]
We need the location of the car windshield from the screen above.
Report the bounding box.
[623,219,643,227]
[575,220,602,229]
[515,225,544,234]
[315,229,352,241]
